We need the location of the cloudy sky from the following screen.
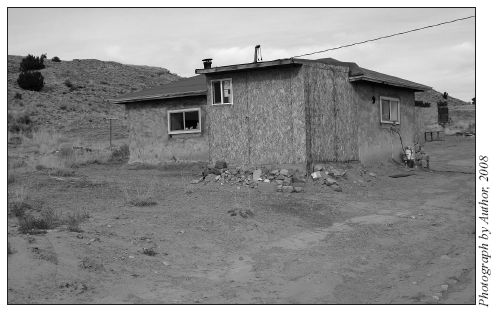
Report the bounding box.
[8,7,475,102]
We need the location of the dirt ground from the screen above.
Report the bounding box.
[7,135,476,304]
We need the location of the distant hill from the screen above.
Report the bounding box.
[7,55,182,140]
[415,89,471,107]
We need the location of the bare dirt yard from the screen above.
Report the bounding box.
[7,135,475,304]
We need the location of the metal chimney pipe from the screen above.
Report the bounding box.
[202,58,212,69]
[254,45,261,63]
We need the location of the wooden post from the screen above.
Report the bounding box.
[107,117,118,149]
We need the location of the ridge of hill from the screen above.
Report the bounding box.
[415,89,471,107]
[7,55,182,141]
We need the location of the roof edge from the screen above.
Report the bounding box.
[195,58,301,74]
[110,90,207,104]
[349,75,431,92]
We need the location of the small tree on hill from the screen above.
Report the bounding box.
[442,92,448,99]
[52,56,61,62]
[17,71,44,91]
[472,97,475,105]
[19,54,46,71]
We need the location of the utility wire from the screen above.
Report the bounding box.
[292,15,475,58]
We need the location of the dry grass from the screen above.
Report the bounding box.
[121,182,157,207]
[11,184,29,217]
[17,208,61,233]
[64,211,89,232]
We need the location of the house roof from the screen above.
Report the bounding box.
[196,57,431,92]
[112,57,430,104]
[109,75,207,104]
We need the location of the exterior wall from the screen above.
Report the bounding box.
[205,66,306,166]
[303,62,358,164]
[125,95,209,164]
[415,105,441,144]
[353,81,416,165]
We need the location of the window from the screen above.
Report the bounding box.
[212,79,232,105]
[167,109,201,134]
[380,96,400,124]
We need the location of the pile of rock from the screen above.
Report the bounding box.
[191,161,346,193]
[414,143,429,168]
[309,164,344,192]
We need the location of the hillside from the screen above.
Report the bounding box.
[415,89,471,107]
[7,55,182,141]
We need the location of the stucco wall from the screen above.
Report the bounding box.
[205,66,306,165]
[125,96,209,164]
[354,82,416,166]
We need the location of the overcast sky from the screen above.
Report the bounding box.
[8,8,475,102]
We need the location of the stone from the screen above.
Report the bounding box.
[276,174,285,180]
[294,187,303,193]
[190,179,201,184]
[314,164,325,171]
[275,179,283,185]
[440,255,451,260]
[209,168,221,175]
[282,178,292,186]
[282,186,294,193]
[280,169,289,176]
[214,160,227,169]
[311,172,322,180]
[332,185,342,192]
[258,182,278,193]
[325,177,337,186]
[263,179,270,183]
[215,175,221,181]
[287,169,295,176]
[270,169,279,175]
[441,284,449,291]
[253,169,262,182]
[292,174,306,183]
[368,172,377,177]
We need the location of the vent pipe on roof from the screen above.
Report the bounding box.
[202,58,212,69]
[254,45,262,63]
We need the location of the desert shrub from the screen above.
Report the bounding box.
[121,182,157,207]
[64,212,88,232]
[52,56,61,62]
[14,92,22,100]
[18,209,59,233]
[11,184,29,216]
[472,97,475,105]
[19,54,46,71]
[17,71,44,91]
[415,100,431,107]
[437,100,448,107]
[442,92,448,99]
[143,247,157,256]
[108,143,130,163]
[64,79,73,88]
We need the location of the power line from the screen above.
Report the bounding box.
[292,15,475,59]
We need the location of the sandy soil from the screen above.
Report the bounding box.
[7,135,475,304]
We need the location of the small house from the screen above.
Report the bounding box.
[111,57,430,171]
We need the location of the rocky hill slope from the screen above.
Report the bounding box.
[415,89,471,107]
[7,55,182,141]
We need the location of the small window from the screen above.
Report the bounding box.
[167,109,201,134]
[212,79,232,105]
[380,97,400,124]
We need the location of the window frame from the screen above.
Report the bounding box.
[167,108,201,135]
[379,96,401,125]
[211,78,233,105]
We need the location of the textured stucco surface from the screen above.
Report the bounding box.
[354,82,416,165]
[125,96,208,164]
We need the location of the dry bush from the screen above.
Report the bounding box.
[142,247,157,256]
[121,182,157,207]
[11,184,29,217]
[64,211,89,232]
[18,209,60,233]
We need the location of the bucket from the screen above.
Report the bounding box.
[403,148,413,161]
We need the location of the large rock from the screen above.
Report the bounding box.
[294,187,303,193]
[215,160,227,169]
[253,169,262,182]
[280,169,289,176]
[314,164,325,171]
[282,186,294,193]
[325,177,337,186]
[258,182,278,193]
[282,177,292,186]
[332,184,342,192]
[292,173,307,183]
[311,172,322,180]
